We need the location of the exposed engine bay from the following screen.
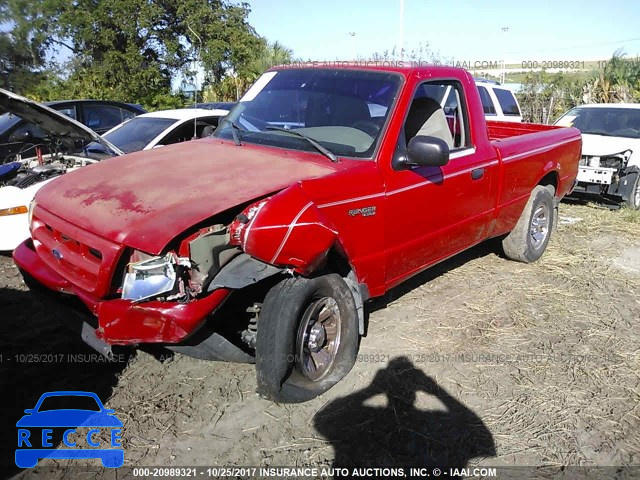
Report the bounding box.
[0,153,100,189]
[579,150,632,172]
[575,149,639,205]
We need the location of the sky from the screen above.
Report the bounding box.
[247,0,640,64]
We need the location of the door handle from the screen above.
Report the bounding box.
[471,168,484,180]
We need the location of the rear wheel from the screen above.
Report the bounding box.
[255,274,359,403]
[502,185,555,263]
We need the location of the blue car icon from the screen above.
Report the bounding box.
[16,391,123,468]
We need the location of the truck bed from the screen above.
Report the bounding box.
[487,120,565,141]
[485,120,582,234]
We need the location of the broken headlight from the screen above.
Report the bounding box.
[121,252,190,302]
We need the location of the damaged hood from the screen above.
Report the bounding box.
[35,139,340,253]
[0,88,123,155]
[581,133,640,159]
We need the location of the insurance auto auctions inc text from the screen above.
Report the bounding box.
[180,466,498,478]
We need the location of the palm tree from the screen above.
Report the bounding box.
[587,50,640,103]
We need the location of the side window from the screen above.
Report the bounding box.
[493,88,520,116]
[121,108,137,121]
[201,116,221,128]
[54,105,77,120]
[477,87,496,115]
[159,122,197,145]
[83,105,125,131]
[195,117,224,138]
[404,80,470,151]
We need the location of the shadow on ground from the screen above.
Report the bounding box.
[313,357,495,475]
[0,287,131,478]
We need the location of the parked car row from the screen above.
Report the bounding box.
[0,90,231,250]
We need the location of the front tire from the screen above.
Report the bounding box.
[624,173,640,209]
[502,185,555,263]
[255,274,359,403]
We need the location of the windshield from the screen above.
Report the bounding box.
[213,69,402,159]
[103,116,175,153]
[555,107,640,138]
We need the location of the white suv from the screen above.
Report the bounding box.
[437,79,522,123]
[475,80,523,122]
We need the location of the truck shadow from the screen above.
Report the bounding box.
[313,357,495,476]
[0,287,132,478]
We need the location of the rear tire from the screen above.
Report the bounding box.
[255,274,359,403]
[502,185,555,263]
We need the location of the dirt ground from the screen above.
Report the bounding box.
[1,202,639,479]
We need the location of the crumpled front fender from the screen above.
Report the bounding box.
[238,185,339,275]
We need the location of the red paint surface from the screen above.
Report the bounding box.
[34,140,339,255]
[16,65,582,345]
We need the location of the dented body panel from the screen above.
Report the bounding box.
[14,65,582,349]
[34,140,339,254]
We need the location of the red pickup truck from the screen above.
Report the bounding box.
[14,65,581,403]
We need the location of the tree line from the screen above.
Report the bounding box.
[0,0,293,109]
[1,2,637,118]
[517,51,640,124]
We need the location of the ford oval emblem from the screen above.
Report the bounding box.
[51,249,63,260]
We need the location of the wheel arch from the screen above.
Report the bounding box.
[537,170,559,195]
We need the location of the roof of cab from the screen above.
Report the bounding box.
[267,62,473,78]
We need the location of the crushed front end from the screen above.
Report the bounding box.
[12,202,275,361]
[574,149,639,202]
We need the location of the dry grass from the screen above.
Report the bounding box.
[372,203,640,466]
[6,202,638,476]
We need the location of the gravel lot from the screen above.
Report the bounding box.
[1,203,639,479]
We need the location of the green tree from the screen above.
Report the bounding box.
[0,0,52,93]
[518,71,586,123]
[203,39,294,102]
[1,0,263,109]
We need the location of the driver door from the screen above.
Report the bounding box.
[384,80,497,288]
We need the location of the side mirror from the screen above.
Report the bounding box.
[407,136,450,167]
[23,409,33,414]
